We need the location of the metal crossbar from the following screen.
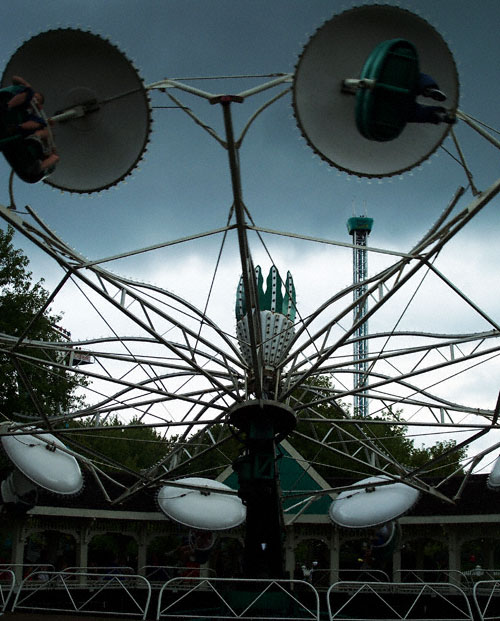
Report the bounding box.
[327,581,474,621]
[472,580,500,621]
[12,571,151,619]
[157,577,320,620]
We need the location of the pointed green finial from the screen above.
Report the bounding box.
[236,265,296,321]
[235,266,297,369]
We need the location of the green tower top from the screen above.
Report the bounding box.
[347,216,374,236]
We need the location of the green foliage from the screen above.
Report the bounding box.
[0,226,85,420]
[289,376,467,481]
[408,439,467,477]
[65,416,172,472]
[172,423,241,479]
[165,375,468,484]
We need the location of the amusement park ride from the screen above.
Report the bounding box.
[0,4,500,584]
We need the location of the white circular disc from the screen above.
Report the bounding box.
[1,430,83,495]
[293,5,459,177]
[488,456,500,489]
[157,477,246,531]
[329,475,420,528]
[2,28,151,193]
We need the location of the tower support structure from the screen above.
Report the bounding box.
[347,216,374,418]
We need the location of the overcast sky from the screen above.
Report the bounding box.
[0,1,499,254]
[1,1,500,464]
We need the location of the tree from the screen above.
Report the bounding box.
[0,225,84,421]
[162,374,467,485]
[171,423,241,479]
[66,416,172,472]
[289,376,468,480]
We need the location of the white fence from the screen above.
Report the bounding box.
[327,581,474,621]
[63,565,135,574]
[12,570,151,619]
[394,569,468,587]
[0,569,498,620]
[312,568,390,586]
[140,564,216,584]
[0,569,15,614]
[0,563,55,582]
[157,577,321,620]
[473,580,500,621]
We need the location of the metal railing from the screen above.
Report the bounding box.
[12,570,151,619]
[395,568,468,587]
[2,571,498,620]
[157,577,321,620]
[63,565,135,574]
[0,563,55,581]
[472,580,500,621]
[140,565,216,584]
[310,568,390,586]
[327,581,474,620]
[0,570,15,614]
[464,567,500,582]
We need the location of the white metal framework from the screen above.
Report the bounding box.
[1,11,500,535]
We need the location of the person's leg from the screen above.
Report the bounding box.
[6,92,28,109]
[39,152,59,171]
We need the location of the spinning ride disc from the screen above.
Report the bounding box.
[293,5,459,177]
[1,429,83,495]
[329,476,420,528]
[2,28,152,193]
[157,477,246,531]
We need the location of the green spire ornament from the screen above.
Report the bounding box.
[236,265,296,369]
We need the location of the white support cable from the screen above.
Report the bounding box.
[449,125,480,196]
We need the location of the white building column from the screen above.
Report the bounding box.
[330,528,339,583]
[137,531,147,576]
[76,525,90,586]
[285,525,295,579]
[76,525,89,570]
[10,521,26,583]
[448,528,460,577]
[392,537,401,582]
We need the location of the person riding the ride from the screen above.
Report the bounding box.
[0,76,59,181]
[0,76,47,137]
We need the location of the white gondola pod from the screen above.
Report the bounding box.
[1,429,83,497]
[487,456,500,490]
[157,477,246,531]
[329,475,420,528]
[2,28,152,193]
[293,4,459,178]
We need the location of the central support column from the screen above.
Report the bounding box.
[215,95,264,400]
[214,95,298,579]
[229,400,296,579]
